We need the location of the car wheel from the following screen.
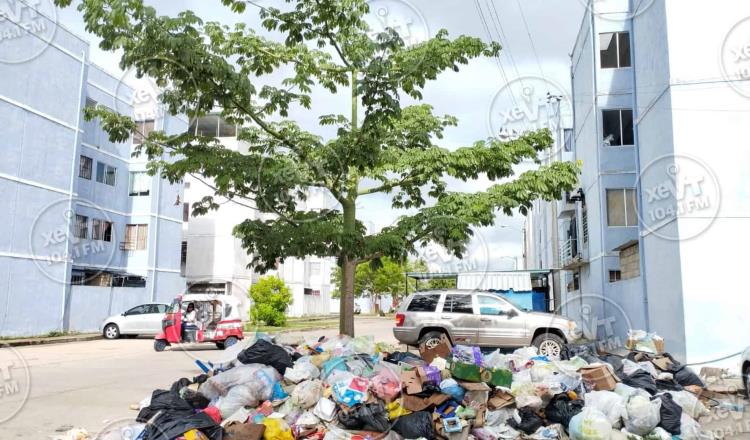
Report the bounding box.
[419,330,448,350]
[154,339,168,352]
[533,333,564,359]
[103,324,120,339]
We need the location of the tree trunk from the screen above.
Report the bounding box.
[372,293,380,315]
[339,257,356,336]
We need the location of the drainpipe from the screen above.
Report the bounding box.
[628,0,651,331]
[62,50,88,332]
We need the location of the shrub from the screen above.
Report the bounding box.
[248,276,293,326]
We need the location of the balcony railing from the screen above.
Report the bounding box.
[559,237,588,270]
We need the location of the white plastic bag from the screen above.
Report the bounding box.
[485,408,518,427]
[483,349,512,369]
[569,407,613,440]
[291,379,323,409]
[679,413,714,440]
[313,397,337,422]
[623,395,661,436]
[621,359,643,377]
[671,391,710,419]
[584,391,626,427]
[284,361,320,383]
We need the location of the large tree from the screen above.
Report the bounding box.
[59,0,578,336]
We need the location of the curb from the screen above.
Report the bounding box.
[1,334,101,347]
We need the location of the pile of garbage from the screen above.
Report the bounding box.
[84,331,722,440]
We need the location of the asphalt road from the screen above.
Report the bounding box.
[1,316,399,439]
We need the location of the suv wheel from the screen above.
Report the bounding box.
[419,330,447,349]
[532,333,564,358]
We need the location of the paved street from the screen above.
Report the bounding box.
[2,317,398,439]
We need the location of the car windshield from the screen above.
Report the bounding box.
[168,300,181,313]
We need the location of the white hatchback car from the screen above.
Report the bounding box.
[742,347,750,399]
[101,303,169,339]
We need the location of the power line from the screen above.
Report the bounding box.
[514,0,546,79]
[474,0,519,109]
[486,0,523,82]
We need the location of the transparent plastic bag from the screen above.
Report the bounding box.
[483,349,512,369]
[584,391,626,427]
[370,366,401,401]
[623,395,661,436]
[350,335,376,355]
[569,407,613,440]
[199,364,280,401]
[291,379,323,409]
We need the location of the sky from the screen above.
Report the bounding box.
[55,0,586,272]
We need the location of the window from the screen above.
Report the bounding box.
[129,171,150,196]
[478,295,514,316]
[582,204,589,244]
[133,120,155,145]
[563,128,574,152]
[96,162,117,186]
[125,305,148,316]
[181,241,187,267]
[79,155,92,179]
[607,189,638,227]
[600,32,631,68]
[71,272,84,285]
[567,271,580,292]
[309,262,321,277]
[183,202,190,222]
[406,294,440,312]
[74,215,88,239]
[609,270,622,282]
[123,224,148,250]
[602,109,634,146]
[188,115,237,138]
[92,219,112,242]
[443,294,473,314]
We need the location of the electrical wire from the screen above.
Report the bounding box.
[474,0,520,109]
[514,0,547,80]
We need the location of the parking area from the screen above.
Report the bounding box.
[2,317,397,439]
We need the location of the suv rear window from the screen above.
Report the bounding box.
[444,294,474,314]
[407,294,440,312]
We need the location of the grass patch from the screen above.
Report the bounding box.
[245,317,339,333]
[0,330,85,341]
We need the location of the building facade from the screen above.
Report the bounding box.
[0,9,186,336]
[181,115,336,318]
[526,0,750,365]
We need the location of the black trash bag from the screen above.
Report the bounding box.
[170,378,192,393]
[143,411,223,440]
[136,389,194,423]
[545,394,584,429]
[392,411,435,439]
[337,402,390,432]
[412,382,442,398]
[622,369,658,395]
[384,351,424,365]
[653,393,682,435]
[655,379,683,392]
[673,366,704,388]
[600,355,626,379]
[181,387,211,409]
[237,339,293,374]
[562,342,601,363]
[508,407,544,434]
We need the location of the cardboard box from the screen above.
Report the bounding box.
[224,422,265,440]
[488,390,514,410]
[625,335,664,354]
[579,364,619,391]
[401,369,423,395]
[457,381,490,406]
[419,333,452,364]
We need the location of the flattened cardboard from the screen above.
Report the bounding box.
[419,334,452,364]
[487,391,514,409]
[579,364,619,391]
[651,357,673,371]
[456,380,490,406]
[401,393,450,412]
[401,370,423,395]
[224,422,265,440]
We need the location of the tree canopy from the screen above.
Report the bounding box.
[58,0,579,335]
